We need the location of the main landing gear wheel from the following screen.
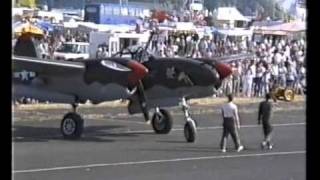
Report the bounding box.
[61,112,84,139]
[184,119,197,143]
[151,109,173,134]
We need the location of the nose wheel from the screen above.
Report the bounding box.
[181,98,197,143]
[184,119,197,142]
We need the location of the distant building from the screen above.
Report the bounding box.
[188,0,204,11]
[39,0,162,9]
[84,3,150,25]
[213,7,250,29]
[286,0,306,21]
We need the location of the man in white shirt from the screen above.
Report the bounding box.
[157,42,166,57]
[270,62,278,86]
[254,63,266,97]
[262,65,272,96]
[38,42,46,59]
[243,67,254,97]
[232,62,241,97]
[274,51,281,64]
[286,64,297,88]
[296,64,306,95]
[220,94,244,152]
[278,63,287,87]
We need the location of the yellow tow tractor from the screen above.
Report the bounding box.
[271,85,295,102]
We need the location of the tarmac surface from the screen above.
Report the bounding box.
[12,99,305,180]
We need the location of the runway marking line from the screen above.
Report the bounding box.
[13,150,305,174]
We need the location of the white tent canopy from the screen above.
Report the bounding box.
[62,21,137,33]
[77,22,99,32]
[158,22,196,32]
[254,21,306,35]
[63,22,79,28]
[12,7,33,17]
[216,28,253,36]
[96,24,136,33]
[174,22,196,31]
[215,7,249,22]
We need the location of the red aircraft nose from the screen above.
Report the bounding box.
[127,61,149,85]
[215,63,233,80]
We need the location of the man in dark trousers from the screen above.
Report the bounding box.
[258,93,274,150]
[220,94,244,153]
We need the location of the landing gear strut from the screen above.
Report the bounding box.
[181,98,197,143]
[60,103,84,139]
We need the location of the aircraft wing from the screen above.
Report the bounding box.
[13,56,149,104]
[208,53,255,63]
[13,56,85,76]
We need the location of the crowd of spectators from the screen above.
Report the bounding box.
[13,16,306,105]
[149,32,251,58]
[148,31,306,98]
[36,29,89,59]
[218,37,306,98]
[15,31,306,105]
[79,28,307,100]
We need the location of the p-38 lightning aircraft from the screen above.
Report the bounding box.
[13,32,233,142]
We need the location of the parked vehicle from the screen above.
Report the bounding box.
[54,42,90,60]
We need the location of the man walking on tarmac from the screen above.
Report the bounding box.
[220,94,244,153]
[258,93,274,150]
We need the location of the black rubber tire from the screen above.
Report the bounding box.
[61,112,84,139]
[151,109,173,134]
[184,120,197,143]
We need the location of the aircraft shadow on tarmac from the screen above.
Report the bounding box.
[145,143,259,153]
[156,140,190,144]
[141,146,220,153]
[12,125,152,143]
